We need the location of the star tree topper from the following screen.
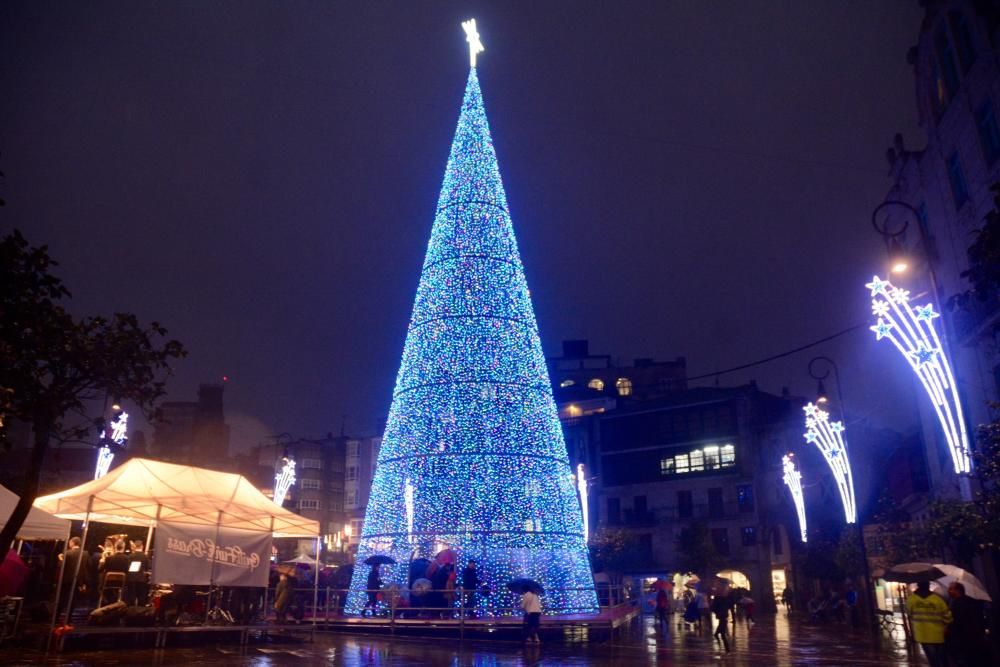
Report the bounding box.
[463,18,485,67]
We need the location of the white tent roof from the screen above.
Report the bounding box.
[1,484,71,541]
[33,457,318,538]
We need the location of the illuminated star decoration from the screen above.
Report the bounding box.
[870,319,894,340]
[462,18,485,68]
[914,303,939,322]
[871,300,890,318]
[782,454,808,542]
[802,402,857,524]
[273,457,296,507]
[345,34,597,617]
[865,275,971,473]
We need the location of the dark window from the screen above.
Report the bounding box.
[773,528,783,555]
[737,485,755,513]
[639,533,653,555]
[677,491,693,519]
[976,101,1000,165]
[947,152,969,208]
[711,528,730,555]
[708,488,724,519]
[935,24,960,101]
[607,497,621,525]
[949,11,976,72]
[741,526,757,546]
[634,495,648,517]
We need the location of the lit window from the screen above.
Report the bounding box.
[721,445,735,465]
[690,449,705,472]
[704,445,720,470]
[616,378,633,396]
[660,458,675,475]
[301,458,322,470]
[350,518,363,536]
[559,379,575,388]
[674,454,690,474]
[587,378,605,391]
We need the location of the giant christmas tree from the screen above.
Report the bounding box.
[345,33,598,616]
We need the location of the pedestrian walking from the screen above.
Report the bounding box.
[782,586,794,612]
[946,582,987,667]
[906,580,952,667]
[696,589,711,636]
[711,594,732,652]
[655,587,670,627]
[521,589,542,643]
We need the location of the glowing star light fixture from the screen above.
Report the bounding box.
[866,276,971,474]
[802,402,856,524]
[273,457,296,507]
[462,18,484,67]
[782,454,807,542]
[94,411,128,480]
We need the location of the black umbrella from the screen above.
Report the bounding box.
[883,562,946,584]
[507,578,545,595]
[364,554,396,566]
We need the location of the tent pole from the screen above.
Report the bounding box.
[262,516,274,625]
[312,535,320,627]
[207,509,223,622]
[59,495,94,651]
[45,537,70,653]
[15,539,23,555]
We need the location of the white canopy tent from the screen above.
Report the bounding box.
[33,457,318,537]
[1,484,71,541]
[34,457,321,639]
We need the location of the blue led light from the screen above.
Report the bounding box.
[345,68,598,616]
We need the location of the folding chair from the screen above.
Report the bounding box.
[99,572,126,607]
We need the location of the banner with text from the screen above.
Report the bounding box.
[153,521,271,587]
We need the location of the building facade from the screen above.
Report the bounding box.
[151,383,232,469]
[344,435,381,554]
[882,0,1000,497]
[252,434,349,562]
[592,385,798,611]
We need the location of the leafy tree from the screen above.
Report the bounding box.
[589,528,644,576]
[674,521,718,578]
[0,229,185,560]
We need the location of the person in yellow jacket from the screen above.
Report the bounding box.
[907,581,952,667]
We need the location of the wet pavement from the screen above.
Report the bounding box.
[3,612,930,666]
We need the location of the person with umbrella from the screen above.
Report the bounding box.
[521,586,542,644]
[946,582,987,667]
[907,580,952,667]
[362,554,394,616]
[461,559,480,617]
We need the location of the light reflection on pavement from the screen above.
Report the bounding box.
[4,612,928,666]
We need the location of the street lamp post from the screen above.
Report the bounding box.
[807,356,877,628]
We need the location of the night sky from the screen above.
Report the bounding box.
[1,2,926,450]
